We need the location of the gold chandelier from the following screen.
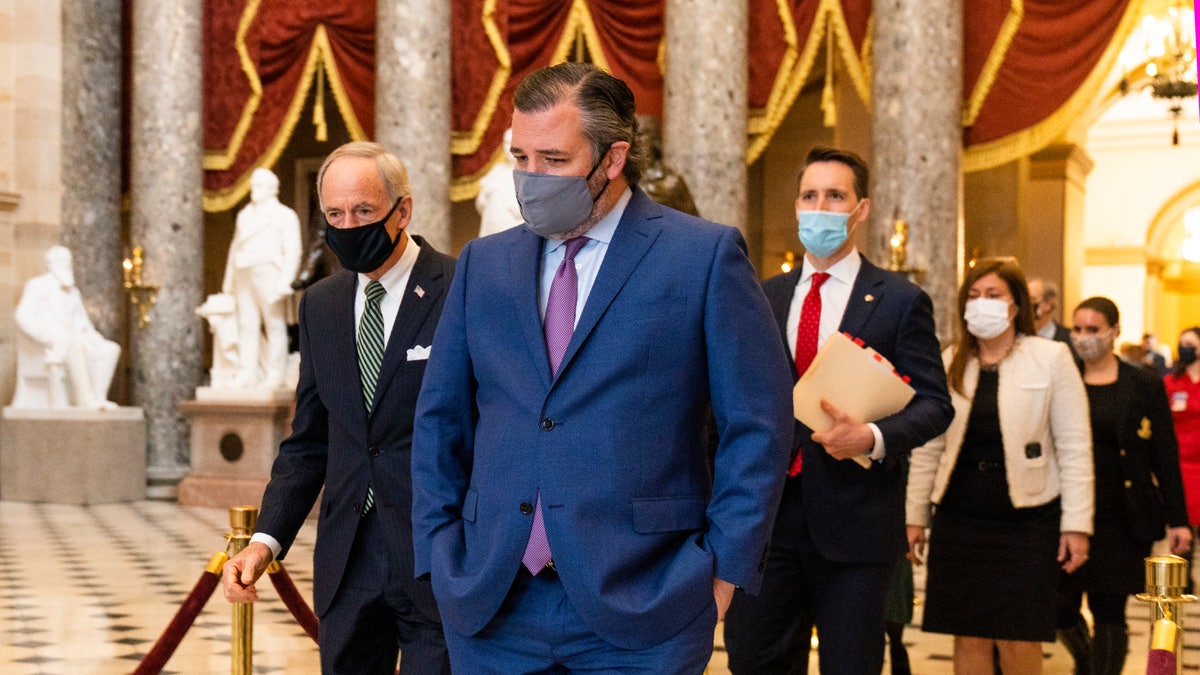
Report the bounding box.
[1119,0,1197,144]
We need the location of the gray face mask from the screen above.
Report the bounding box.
[513,149,609,238]
[1071,330,1115,362]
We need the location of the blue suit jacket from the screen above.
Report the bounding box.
[256,236,455,617]
[761,256,953,563]
[412,189,793,650]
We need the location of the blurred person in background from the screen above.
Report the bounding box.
[1054,298,1190,675]
[1166,327,1200,589]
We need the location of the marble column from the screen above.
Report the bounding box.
[663,0,748,234]
[375,0,451,251]
[61,0,123,342]
[129,0,204,498]
[870,0,963,342]
[1021,144,1094,315]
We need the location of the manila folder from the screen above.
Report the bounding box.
[793,332,916,466]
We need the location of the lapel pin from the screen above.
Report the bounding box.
[864,294,875,302]
[414,285,425,298]
[1138,417,1152,440]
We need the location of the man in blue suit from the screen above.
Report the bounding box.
[723,147,954,674]
[412,62,793,672]
[222,142,454,674]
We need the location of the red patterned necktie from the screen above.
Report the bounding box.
[794,272,830,376]
[788,271,830,476]
[524,236,588,575]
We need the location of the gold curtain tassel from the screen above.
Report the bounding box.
[313,58,328,142]
[821,19,837,128]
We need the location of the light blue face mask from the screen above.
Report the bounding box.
[796,203,859,259]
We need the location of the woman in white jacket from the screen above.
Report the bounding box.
[906,257,1093,674]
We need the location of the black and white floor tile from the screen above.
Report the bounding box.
[0,500,1193,674]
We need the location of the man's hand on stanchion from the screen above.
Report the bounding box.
[222,541,274,602]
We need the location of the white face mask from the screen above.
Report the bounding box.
[964,297,1012,340]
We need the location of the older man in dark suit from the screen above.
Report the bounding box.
[724,146,954,674]
[222,142,455,674]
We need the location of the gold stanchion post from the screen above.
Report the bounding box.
[1136,554,1196,675]
[226,506,258,675]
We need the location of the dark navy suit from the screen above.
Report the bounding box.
[412,189,793,667]
[725,254,953,674]
[256,235,454,674]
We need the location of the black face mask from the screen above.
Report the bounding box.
[324,198,402,273]
[1179,345,1198,367]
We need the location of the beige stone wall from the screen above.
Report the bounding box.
[0,0,62,405]
[1081,92,1200,343]
[0,1,14,404]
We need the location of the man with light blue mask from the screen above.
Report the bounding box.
[412,62,793,673]
[725,146,953,674]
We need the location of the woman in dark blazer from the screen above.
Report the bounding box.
[1055,296,1191,675]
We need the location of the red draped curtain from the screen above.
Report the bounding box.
[203,0,374,211]
[201,0,1137,209]
[962,0,1134,171]
[449,0,664,199]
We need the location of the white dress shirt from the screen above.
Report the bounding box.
[1037,320,1057,340]
[251,235,422,559]
[352,233,421,345]
[537,187,631,324]
[787,250,886,460]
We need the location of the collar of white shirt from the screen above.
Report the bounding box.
[358,232,421,299]
[800,247,861,287]
[542,186,631,258]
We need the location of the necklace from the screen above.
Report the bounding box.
[977,339,1016,372]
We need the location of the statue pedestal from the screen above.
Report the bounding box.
[0,407,146,503]
[177,394,295,509]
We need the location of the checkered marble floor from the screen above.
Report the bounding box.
[0,499,1193,674]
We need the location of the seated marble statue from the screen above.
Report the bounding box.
[476,127,524,237]
[221,167,301,389]
[11,245,120,409]
[635,114,699,217]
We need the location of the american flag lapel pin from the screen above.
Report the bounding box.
[414,285,425,298]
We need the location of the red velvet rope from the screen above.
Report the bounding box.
[267,564,319,643]
[131,569,221,675]
[1146,649,1176,675]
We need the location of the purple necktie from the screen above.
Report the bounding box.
[542,236,589,375]
[523,236,588,575]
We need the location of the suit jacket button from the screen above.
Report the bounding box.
[540,418,555,431]
[520,502,534,515]
[368,446,380,457]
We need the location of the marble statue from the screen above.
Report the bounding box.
[195,292,239,389]
[220,167,302,388]
[11,245,120,409]
[476,128,524,237]
[636,114,699,217]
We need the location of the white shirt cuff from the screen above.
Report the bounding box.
[868,423,886,461]
[250,532,282,560]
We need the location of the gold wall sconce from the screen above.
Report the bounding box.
[781,251,796,274]
[888,219,925,282]
[123,246,159,327]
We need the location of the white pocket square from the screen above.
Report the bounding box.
[406,345,432,361]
